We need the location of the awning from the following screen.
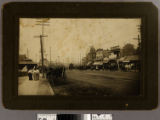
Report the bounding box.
[119,57,126,61]
[21,66,28,72]
[93,61,103,65]
[87,61,92,66]
[123,60,130,62]
[125,55,139,61]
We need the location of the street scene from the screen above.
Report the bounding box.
[19,18,141,96]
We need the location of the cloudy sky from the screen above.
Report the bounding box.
[19,18,141,64]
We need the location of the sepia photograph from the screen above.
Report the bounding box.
[3,2,158,110]
[18,18,141,96]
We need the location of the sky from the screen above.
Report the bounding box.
[19,18,141,64]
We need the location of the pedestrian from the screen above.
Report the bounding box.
[35,68,40,80]
[28,69,33,80]
[125,63,131,72]
[33,67,37,80]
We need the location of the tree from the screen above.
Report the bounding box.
[121,44,136,57]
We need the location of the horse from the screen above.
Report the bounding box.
[46,66,66,86]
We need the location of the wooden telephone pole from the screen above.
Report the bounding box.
[133,24,142,52]
[50,47,51,65]
[34,19,49,78]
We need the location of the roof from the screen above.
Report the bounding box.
[19,60,36,65]
[96,48,103,52]
[110,46,120,51]
[119,55,139,61]
[119,57,126,61]
[19,55,27,61]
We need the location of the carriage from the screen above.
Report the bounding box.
[46,64,66,86]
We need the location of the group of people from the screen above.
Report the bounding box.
[28,67,40,80]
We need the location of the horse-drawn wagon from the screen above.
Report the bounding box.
[46,64,66,86]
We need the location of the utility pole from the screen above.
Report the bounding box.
[133,35,140,44]
[50,47,51,65]
[34,19,49,78]
[80,53,81,66]
[133,24,142,53]
[35,53,37,63]
[34,35,47,78]
[27,48,29,58]
[58,56,60,64]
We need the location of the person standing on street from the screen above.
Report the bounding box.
[35,68,40,80]
[33,67,37,80]
[28,69,33,80]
